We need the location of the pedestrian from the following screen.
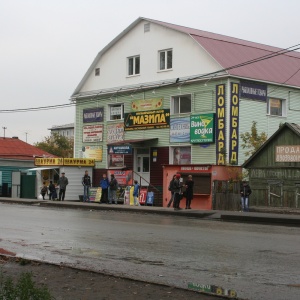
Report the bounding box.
[40,182,48,200]
[100,173,109,203]
[48,180,56,200]
[82,170,91,202]
[167,174,176,207]
[58,172,69,201]
[240,180,252,212]
[133,180,140,206]
[185,175,194,209]
[173,173,183,210]
[109,174,118,204]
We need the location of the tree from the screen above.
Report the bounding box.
[34,133,73,157]
[240,121,268,158]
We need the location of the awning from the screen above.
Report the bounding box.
[107,138,158,146]
[22,167,60,174]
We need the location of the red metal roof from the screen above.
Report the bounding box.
[148,18,300,87]
[0,137,56,160]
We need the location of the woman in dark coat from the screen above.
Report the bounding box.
[185,175,194,209]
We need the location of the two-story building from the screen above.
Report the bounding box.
[70,17,300,208]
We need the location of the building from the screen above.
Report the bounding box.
[70,17,300,207]
[0,136,56,198]
[243,123,300,208]
[48,123,74,140]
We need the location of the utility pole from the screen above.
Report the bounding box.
[2,127,7,138]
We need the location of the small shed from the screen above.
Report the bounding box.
[242,122,300,208]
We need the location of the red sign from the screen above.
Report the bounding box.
[107,170,133,186]
[139,188,148,205]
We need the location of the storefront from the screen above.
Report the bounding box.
[24,157,95,201]
[163,164,242,210]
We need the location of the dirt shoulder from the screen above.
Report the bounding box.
[0,256,230,300]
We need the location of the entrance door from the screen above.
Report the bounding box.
[135,148,150,186]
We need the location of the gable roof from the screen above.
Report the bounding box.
[242,123,300,168]
[72,17,300,97]
[0,137,56,161]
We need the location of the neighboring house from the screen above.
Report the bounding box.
[242,123,300,208]
[70,17,300,195]
[48,123,74,140]
[0,137,56,198]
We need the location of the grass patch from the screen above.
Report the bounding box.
[0,270,54,300]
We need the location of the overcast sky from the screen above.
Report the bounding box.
[1,0,299,144]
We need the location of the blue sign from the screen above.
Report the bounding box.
[240,81,267,101]
[170,117,190,143]
[108,145,132,154]
[83,107,104,123]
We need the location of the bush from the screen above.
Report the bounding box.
[0,270,53,300]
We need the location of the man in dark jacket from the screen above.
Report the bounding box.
[173,173,183,210]
[82,170,91,202]
[240,181,252,212]
[58,172,69,201]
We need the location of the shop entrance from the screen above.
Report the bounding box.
[134,148,150,186]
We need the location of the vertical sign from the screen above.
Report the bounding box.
[216,84,226,165]
[229,83,239,165]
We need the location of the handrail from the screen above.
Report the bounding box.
[131,170,162,194]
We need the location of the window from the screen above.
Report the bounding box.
[159,49,172,70]
[144,23,150,32]
[95,68,100,76]
[267,98,285,116]
[128,56,140,76]
[108,104,124,120]
[171,95,191,114]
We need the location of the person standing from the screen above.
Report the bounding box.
[185,175,194,209]
[40,182,48,200]
[167,174,176,208]
[100,173,109,204]
[48,180,56,200]
[173,173,183,210]
[82,170,91,202]
[240,180,252,212]
[109,174,118,204]
[58,172,69,201]
[133,180,140,206]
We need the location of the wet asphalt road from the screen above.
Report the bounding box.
[0,203,300,300]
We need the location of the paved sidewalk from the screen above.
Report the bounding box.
[1,197,300,227]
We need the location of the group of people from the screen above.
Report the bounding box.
[167,173,194,210]
[40,172,69,201]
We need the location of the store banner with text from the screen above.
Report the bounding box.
[80,146,102,161]
[82,124,103,142]
[216,84,226,165]
[229,83,239,165]
[124,109,170,131]
[190,113,215,143]
[131,98,163,111]
[107,123,124,143]
[170,117,190,143]
[83,107,104,123]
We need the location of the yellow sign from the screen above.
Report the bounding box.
[35,158,95,166]
[35,158,63,166]
[64,158,95,166]
[131,98,163,111]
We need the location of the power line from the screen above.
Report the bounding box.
[1,43,300,113]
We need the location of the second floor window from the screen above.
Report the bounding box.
[108,104,124,120]
[267,98,285,116]
[159,49,172,70]
[172,95,191,114]
[128,56,140,76]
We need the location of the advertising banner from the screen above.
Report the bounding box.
[131,98,163,111]
[89,187,102,202]
[229,83,240,165]
[80,146,103,161]
[82,125,103,142]
[108,145,132,154]
[35,158,63,166]
[107,123,124,143]
[170,117,190,143]
[190,113,215,143]
[108,154,125,168]
[240,81,267,101]
[63,158,95,166]
[83,107,104,123]
[216,84,226,165]
[107,170,133,186]
[124,109,170,131]
[173,147,191,165]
